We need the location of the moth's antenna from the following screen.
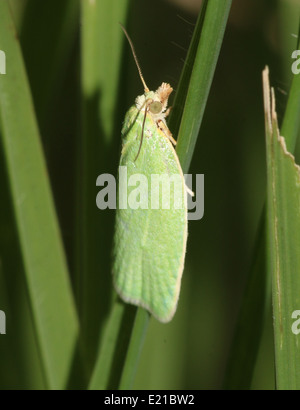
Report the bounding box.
[120,23,149,92]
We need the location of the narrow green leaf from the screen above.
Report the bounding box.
[89,298,138,390]
[81,0,130,143]
[20,0,80,131]
[172,0,233,173]
[281,22,300,153]
[118,309,150,390]
[168,0,208,139]
[88,300,126,390]
[263,67,300,390]
[0,1,78,389]
[224,25,300,390]
[79,0,130,376]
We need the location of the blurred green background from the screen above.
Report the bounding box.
[0,0,299,389]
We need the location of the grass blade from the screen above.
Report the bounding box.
[20,0,80,132]
[0,1,78,389]
[118,309,150,390]
[79,0,130,376]
[89,299,139,390]
[281,23,300,153]
[224,28,300,389]
[172,0,233,173]
[263,67,300,389]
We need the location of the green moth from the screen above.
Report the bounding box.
[113,26,188,323]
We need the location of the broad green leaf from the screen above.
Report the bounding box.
[263,67,300,390]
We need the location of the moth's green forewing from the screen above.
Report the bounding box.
[113,85,187,323]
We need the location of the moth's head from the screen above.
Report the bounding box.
[135,82,173,114]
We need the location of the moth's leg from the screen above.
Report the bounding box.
[157,119,177,146]
[185,184,194,197]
